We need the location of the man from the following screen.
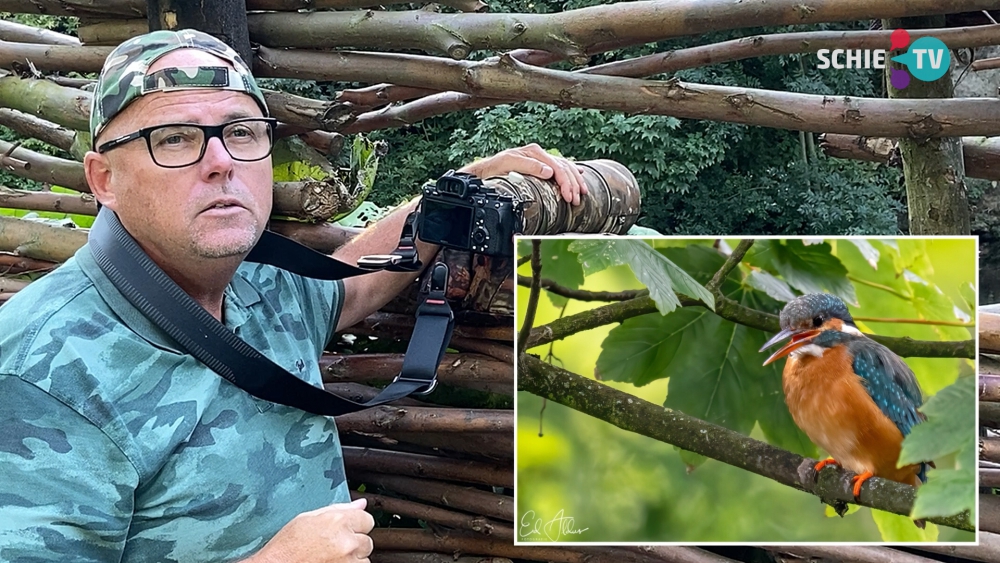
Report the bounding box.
[0,29,584,562]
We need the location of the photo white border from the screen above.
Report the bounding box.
[512,234,980,547]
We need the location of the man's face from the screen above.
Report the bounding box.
[90,49,273,264]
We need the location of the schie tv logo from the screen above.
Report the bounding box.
[815,29,951,90]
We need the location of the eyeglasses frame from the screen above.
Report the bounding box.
[95,117,278,169]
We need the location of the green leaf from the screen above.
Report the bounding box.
[595,245,815,457]
[568,239,714,313]
[626,225,663,236]
[959,282,975,313]
[272,160,331,183]
[744,269,796,302]
[540,240,584,307]
[747,240,856,304]
[899,377,975,466]
[910,453,975,520]
[847,239,880,269]
[870,509,938,542]
[334,201,391,228]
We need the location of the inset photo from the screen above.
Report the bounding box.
[515,237,976,543]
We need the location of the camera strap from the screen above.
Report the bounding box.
[88,207,454,416]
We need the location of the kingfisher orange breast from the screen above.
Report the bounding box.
[782,344,921,486]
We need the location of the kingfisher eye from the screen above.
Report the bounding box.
[812,316,823,328]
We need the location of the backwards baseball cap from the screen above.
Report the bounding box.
[90,29,269,144]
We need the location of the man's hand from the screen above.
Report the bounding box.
[249,498,375,563]
[457,143,588,206]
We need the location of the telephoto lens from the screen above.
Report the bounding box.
[483,160,641,236]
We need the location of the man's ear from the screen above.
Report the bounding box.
[84,151,118,210]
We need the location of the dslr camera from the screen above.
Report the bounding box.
[417,171,522,257]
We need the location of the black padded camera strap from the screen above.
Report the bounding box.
[88,207,454,416]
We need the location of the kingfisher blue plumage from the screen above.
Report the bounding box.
[759,293,928,497]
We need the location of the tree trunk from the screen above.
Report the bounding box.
[146,0,252,64]
[819,134,1000,181]
[883,16,971,235]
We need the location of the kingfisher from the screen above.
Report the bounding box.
[759,293,928,498]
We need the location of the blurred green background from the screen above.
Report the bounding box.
[516,238,975,542]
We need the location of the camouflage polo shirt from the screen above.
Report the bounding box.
[0,244,350,562]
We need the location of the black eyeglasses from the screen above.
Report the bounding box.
[96,117,277,168]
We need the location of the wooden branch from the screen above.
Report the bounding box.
[346,311,512,342]
[353,491,513,539]
[75,19,149,45]
[0,214,360,268]
[446,337,513,365]
[323,382,431,407]
[0,0,486,17]
[380,430,513,461]
[337,84,440,109]
[768,547,942,563]
[321,352,512,396]
[0,215,87,262]
[243,0,1000,59]
[984,374,1000,402]
[372,554,512,563]
[526,294,972,359]
[590,25,1000,78]
[0,0,144,17]
[973,57,1000,71]
[272,179,356,222]
[0,39,111,73]
[0,75,357,133]
[982,468,1000,488]
[0,20,79,45]
[334,406,512,434]
[342,446,513,488]
[295,130,345,158]
[0,187,97,215]
[820,133,1000,181]
[355,472,513,522]
[260,88,357,133]
[0,252,57,274]
[918,531,1000,563]
[0,276,29,294]
[0,139,88,192]
[518,353,973,531]
[983,493,1000,535]
[259,0,487,10]
[983,312,1000,354]
[516,275,649,301]
[370,529,724,563]
[983,402,1000,428]
[0,108,76,153]
[0,76,89,132]
[624,547,744,563]
[270,220,360,255]
[984,438,1000,464]
[257,48,1000,139]
[0,177,360,224]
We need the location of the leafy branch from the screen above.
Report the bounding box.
[524,295,973,359]
[517,353,973,532]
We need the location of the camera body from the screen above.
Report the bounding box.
[418,171,522,257]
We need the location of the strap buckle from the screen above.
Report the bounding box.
[391,373,438,395]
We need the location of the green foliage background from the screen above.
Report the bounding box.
[516,238,975,542]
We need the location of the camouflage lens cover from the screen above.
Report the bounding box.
[91,29,268,144]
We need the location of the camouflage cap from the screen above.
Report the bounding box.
[90,29,268,144]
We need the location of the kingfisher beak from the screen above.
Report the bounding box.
[760,329,821,366]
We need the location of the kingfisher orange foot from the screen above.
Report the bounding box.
[851,471,874,498]
[814,457,839,473]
